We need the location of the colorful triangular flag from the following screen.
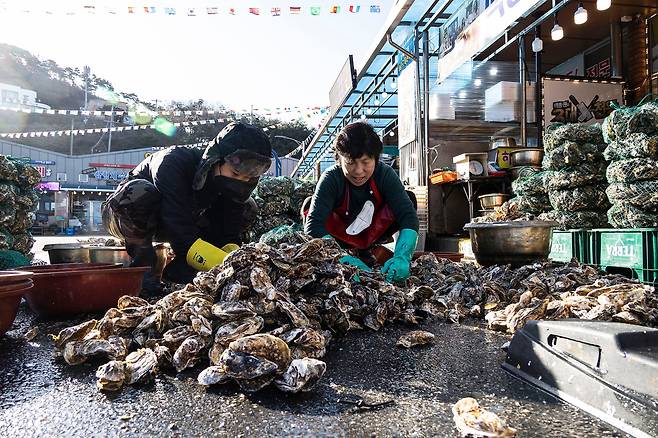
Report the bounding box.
[164,7,176,15]
[370,5,381,13]
[271,7,281,16]
[349,5,360,13]
[310,6,321,15]
[249,7,260,15]
[290,6,301,14]
[330,6,340,13]
[187,8,196,16]
[127,6,136,13]
[229,8,236,15]
[207,7,219,15]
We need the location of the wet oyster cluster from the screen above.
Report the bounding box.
[603,101,658,227]
[541,124,610,229]
[242,176,316,243]
[472,201,537,223]
[54,234,658,395]
[0,155,41,257]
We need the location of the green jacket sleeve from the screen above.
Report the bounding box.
[304,166,342,238]
[379,165,419,232]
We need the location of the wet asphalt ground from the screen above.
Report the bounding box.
[0,303,625,438]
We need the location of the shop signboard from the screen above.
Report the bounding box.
[438,0,488,57]
[81,167,97,175]
[30,159,56,165]
[542,77,623,126]
[328,55,357,116]
[397,60,418,147]
[437,0,543,84]
[34,166,51,178]
[36,181,60,191]
[93,169,129,181]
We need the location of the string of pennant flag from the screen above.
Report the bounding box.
[0,117,227,139]
[1,4,382,16]
[0,105,329,119]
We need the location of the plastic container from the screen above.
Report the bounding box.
[549,230,589,263]
[588,228,658,285]
[0,271,34,336]
[23,265,149,317]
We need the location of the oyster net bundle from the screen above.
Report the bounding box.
[0,156,41,257]
[509,169,551,216]
[542,124,609,230]
[53,233,658,394]
[603,100,658,227]
[242,176,316,241]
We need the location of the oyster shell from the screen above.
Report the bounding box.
[274,358,327,393]
[96,360,126,391]
[452,397,517,437]
[396,330,435,348]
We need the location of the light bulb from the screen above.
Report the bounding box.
[390,78,397,89]
[389,131,395,137]
[366,107,372,114]
[382,89,389,99]
[551,23,564,40]
[360,113,366,120]
[474,78,482,87]
[531,37,543,52]
[458,91,467,99]
[574,3,587,24]
[489,67,498,76]
[596,0,611,10]
[374,96,380,106]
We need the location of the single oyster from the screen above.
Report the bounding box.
[96,360,126,391]
[227,334,291,372]
[208,316,264,365]
[219,349,279,380]
[52,320,97,349]
[274,358,327,393]
[63,336,128,365]
[396,330,435,348]
[211,301,257,322]
[173,336,207,372]
[197,365,231,386]
[124,348,158,385]
[452,397,517,437]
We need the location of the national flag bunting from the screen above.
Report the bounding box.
[187,8,196,16]
[370,5,381,13]
[290,6,301,14]
[164,7,176,15]
[330,6,340,13]
[207,7,219,15]
[127,6,136,13]
[310,6,321,15]
[229,8,236,15]
[271,7,281,16]
[349,5,361,13]
[249,7,260,15]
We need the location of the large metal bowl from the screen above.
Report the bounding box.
[87,244,171,281]
[43,244,91,264]
[463,221,558,266]
[478,193,509,210]
[510,148,544,167]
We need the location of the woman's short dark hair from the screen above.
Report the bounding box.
[333,122,382,162]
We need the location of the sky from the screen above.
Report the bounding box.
[0,0,396,112]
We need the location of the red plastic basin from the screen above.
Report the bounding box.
[0,273,34,336]
[23,266,150,317]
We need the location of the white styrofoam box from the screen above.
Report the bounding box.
[453,153,489,180]
[429,93,456,120]
[485,81,536,108]
[485,102,536,123]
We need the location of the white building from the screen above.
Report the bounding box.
[0,82,50,110]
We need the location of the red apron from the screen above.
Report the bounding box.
[325,179,396,250]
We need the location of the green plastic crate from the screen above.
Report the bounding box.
[588,228,658,285]
[549,230,589,263]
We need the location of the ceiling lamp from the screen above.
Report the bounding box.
[596,0,611,11]
[390,78,397,89]
[374,95,380,106]
[551,15,564,41]
[574,2,588,24]
[531,36,543,52]
[366,107,372,114]
[382,88,389,99]
[360,112,366,120]
[474,78,482,87]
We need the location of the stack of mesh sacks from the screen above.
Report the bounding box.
[539,123,610,229]
[510,168,551,215]
[242,176,316,242]
[0,156,41,258]
[602,100,658,227]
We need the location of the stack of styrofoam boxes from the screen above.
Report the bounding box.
[484,81,536,123]
[429,93,455,120]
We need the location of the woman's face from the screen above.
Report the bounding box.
[338,154,376,186]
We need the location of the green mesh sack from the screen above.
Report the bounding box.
[11,233,34,255]
[509,195,551,215]
[0,229,14,251]
[606,158,658,183]
[512,172,547,196]
[548,185,609,212]
[0,205,16,228]
[258,224,307,246]
[544,162,607,191]
[606,181,658,211]
[9,211,35,234]
[257,195,292,216]
[255,176,296,198]
[608,203,658,228]
[0,156,18,182]
[542,142,604,170]
[543,123,604,152]
[604,133,658,161]
[15,188,39,210]
[290,179,316,213]
[0,183,18,204]
[626,102,658,136]
[539,210,609,230]
[11,158,42,188]
[0,250,31,270]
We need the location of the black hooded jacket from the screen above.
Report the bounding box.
[128,123,272,260]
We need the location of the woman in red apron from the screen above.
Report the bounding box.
[303,122,419,282]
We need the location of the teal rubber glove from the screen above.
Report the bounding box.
[381,229,418,283]
[339,255,372,272]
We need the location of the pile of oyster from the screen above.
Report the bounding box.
[472,201,537,223]
[53,235,658,393]
[603,101,658,227]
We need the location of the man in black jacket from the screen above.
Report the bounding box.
[102,122,272,289]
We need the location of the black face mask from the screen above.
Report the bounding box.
[214,175,258,204]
